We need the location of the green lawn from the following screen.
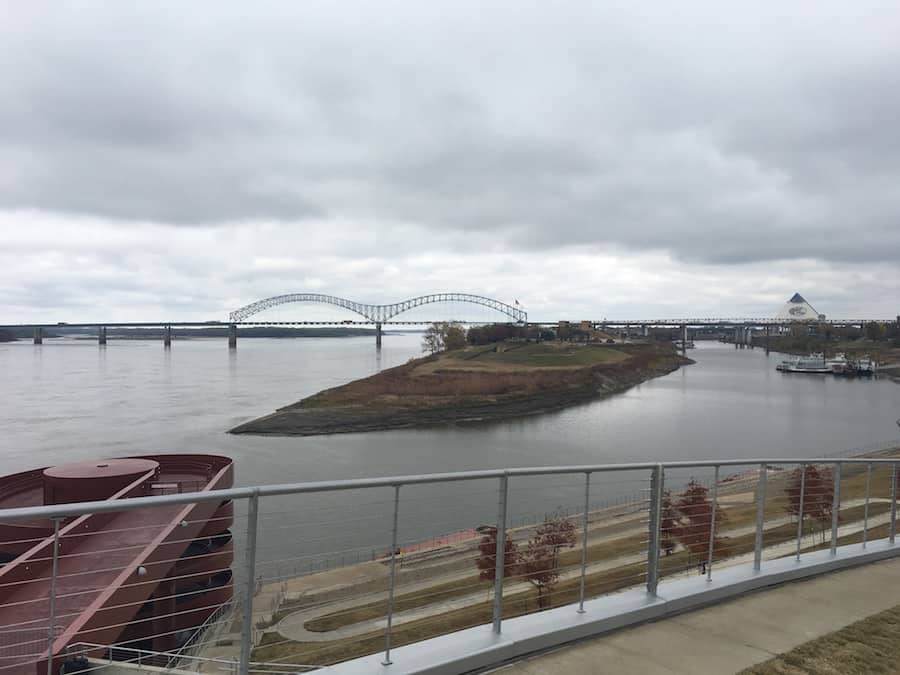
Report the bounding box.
[446,342,627,368]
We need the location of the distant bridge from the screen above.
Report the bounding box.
[2,303,894,350]
[228,292,528,324]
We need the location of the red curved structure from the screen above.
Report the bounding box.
[0,454,234,674]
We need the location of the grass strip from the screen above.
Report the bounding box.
[739,604,900,674]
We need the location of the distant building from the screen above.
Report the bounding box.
[775,293,825,322]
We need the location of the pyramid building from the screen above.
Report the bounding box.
[775,293,825,321]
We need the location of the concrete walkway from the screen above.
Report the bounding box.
[489,556,900,674]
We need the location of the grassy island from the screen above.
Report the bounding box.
[229,341,691,436]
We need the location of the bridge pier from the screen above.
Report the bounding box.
[765,325,770,354]
[33,326,42,345]
[375,322,383,348]
[680,324,687,353]
[734,327,740,348]
[164,325,172,348]
[98,326,107,345]
[642,324,649,338]
[228,324,237,350]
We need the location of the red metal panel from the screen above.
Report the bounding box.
[0,454,234,674]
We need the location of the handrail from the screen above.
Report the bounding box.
[67,641,319,672]
[164,598,234,670]
[6,444,900,675]
[1,450,899,523]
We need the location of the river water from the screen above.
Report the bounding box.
[2,335,899,569]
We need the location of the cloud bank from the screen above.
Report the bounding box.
[1,2,898,320]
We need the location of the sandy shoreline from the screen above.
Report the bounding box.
[230,346,691,436]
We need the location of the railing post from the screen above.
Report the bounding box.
[830,463,841,555]
[382,485,401,666]
[706,465,719,581]
[890,463,897,545]
[492,474,509,633]
[863,463,872,548]
[646,464,663,595]
[753,463,766,572]
[795,463,806,561]
[46,518,61,675]
[239,491,260,675]
[578,472,591,613]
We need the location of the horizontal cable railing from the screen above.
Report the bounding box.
[2,445,900,674]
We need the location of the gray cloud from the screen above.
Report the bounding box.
[1,1,899,277]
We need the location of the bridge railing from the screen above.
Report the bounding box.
[2,445,900,674]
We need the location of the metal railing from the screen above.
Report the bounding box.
[164,598,235,670]
[66,642,318,674]
[2,446,900,674]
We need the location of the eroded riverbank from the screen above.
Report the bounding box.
[230,342,691,436]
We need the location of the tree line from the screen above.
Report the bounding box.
[474,465,841,608]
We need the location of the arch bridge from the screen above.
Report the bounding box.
[228,292,527,347]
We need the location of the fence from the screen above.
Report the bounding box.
[1,447,900,675]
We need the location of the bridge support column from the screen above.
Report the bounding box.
[642,324,649,338]
[228,324,237,350]
[33,326,42,344]
[98,326,107,345]
[164,325,172,348]
[734,327,740,348]
[375,322,383,348]
[680,324,687,353]
[765,325,770,354]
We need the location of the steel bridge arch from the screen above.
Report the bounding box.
[228,293,527,324]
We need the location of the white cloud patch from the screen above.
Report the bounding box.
[0,2,898,320]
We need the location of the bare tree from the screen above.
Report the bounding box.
[475,526,519,599]
[785,465,834,543]
[421,321,467,354]
[519,515,577,608]
[672,479,727,574]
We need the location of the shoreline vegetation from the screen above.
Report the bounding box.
[230,341,692,436]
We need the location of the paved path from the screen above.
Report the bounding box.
[274,506,893,643]
[490,555,900,674]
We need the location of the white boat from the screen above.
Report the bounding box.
[855,357,876,375]
[828,353,852,374]
[776,353,830,373]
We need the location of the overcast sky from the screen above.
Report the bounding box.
[1,1,898,322]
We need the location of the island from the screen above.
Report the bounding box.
[229,341,691,436]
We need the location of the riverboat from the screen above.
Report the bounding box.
[827,353,851,374]
[0,455,234,672]
[775,353,830,373]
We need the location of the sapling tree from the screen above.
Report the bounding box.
[519,515,577,608]
[673,479,727,574]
